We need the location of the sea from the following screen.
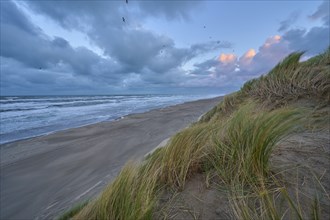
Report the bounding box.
[0,94,218,144]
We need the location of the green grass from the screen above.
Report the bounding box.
[208,103,310,220]
[158,123,215,189]
[210,103,302,184]
[71,49,329,219]
[57,201,88,220]
[75,162,159,220]
[200,48,330,123]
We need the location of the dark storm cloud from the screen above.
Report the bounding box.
[0,56,126,96]
[26,0,202,29]
[88,16,231,74]
[278,11,300,32]
[4,0,327,95]
[2,0,229,94]
[21,0,232,88]
[26,0,123,30]
[1,57,68,93]
[0,1,40,35]
[1,15,115,77]
[23,0,215,74]
[52,37,70,48]
[98,29,174,72]
[0,1,129,94]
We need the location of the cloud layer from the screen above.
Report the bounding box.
[1,0,329,95]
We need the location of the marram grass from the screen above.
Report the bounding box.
[70,49,329,219]
[209,103,306,220]
[201,48,330,123]
[74,162,159,220]
[158,123,215,189]
[210,103,302,184]
[57,201,88,220]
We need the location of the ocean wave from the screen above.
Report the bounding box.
[0,95,217,144]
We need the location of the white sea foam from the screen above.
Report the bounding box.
[0,94,218,144]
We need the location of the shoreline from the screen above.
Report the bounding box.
[0,96,220,146]
[0,96,221,166]
[0,96,223,220]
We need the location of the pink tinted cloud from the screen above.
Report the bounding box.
[239,49,256,68]
[218,53,237,64]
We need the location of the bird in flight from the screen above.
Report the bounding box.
[125,0,128,4]
[122,17,126,22]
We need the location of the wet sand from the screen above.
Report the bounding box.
[0,96,222,220]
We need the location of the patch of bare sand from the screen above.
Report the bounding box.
[269,103,330,219]
[153,173,232,220]
[271,129,330,219]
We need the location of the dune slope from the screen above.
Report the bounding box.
[70,49,329,220]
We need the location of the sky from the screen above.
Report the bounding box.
[1,0,329,96]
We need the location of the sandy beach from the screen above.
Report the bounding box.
[0,96,222,220]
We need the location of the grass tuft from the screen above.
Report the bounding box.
[74,162,159,220]
[57,201,88,220]
[211,103,302,184]
[73,49,329,219]
[201,49,330,123]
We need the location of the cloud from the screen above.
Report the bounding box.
[1,1,40,35]
[0,1,130,95]
[26,1,123,30]
[239,49,256,68]
[1,16,117,76]
[137,0,202,21]
[242,49,256,59]
[262,35,281,48]
[283,27,329,55]
[237,35,291,78]
[23,0,225,79]
[26,0,202,30]
[0,57,96,95]
[1,0,329,96]
[188,3,329,89]
[218,53,237,64]
[309,0,329,26]
[1,0,233,94]
[189,41,232,57]
[278,11,300,32]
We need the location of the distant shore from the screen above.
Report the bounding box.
[0,96,222,220]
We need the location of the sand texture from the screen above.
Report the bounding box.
[0,97,222,220]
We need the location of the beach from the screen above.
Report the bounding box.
[0,96,222,220]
